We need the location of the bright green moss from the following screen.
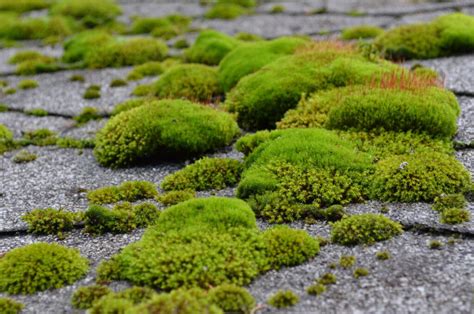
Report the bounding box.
[162,157,242,191]
[226,42,398,130]
[110,78,127,88]
[74,106,101,124]
[18,79,38,89]
[341,25,384,40]
[234,32,263,42]
[130,15,191,38]
[205,3,247,20]
[111,98,150,116]
[433,194,467,212]
[96,257,121,284]
[271,5,285,14]
[331,214,403,245]
[90,296,134,314]
[4,88,16,94]
[218,0,256,7]
[371,152,472,202]
[218,37,307,92]
[12,149,37,163]
[94,99,239,168]
[0,15,75,41]
[50,0,121,28]
[0,243,88,294]
[153,64,221,102]
[71,285,112,309]
[62,30,114,63]
[440,208,470,225]
[262,225,319,269]
[306,283,326,296]
[0,297,24,314]
[174,38,189,49]
[8,50,43,64]
[158,190,196,206]
[12,54,59,75]
[56,137,95,149]
[21,128,57,146]
[127,59,180,81]
[208,284,255,314]
[267,290,299,308]
[22,208,78,237]
[375,13,474,59]
[0,0,49,13]
[87,180,157,204]
[339,255,356,268]
[185,30,241,65]
[83,86,100,99]
[353,267,369,278]
[24,108,48,116]
[235,130,272,156]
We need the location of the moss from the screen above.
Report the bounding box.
[24,108,48,116]
[279,85,459,139]
[62,30,113,63]
[331,214,403,245]
[21,128,57,146]
[0,0,49,12]
[83,86,100,99]
[0,15,75,41]
[315,236,329,247]
[96,257,121,284]
[339,255,356,268]
[184,30,241,65]
[353,267,369,278]
[375,13,474,60]
[318,273,337,285]
[4,88,16,94]
[218,37,307,92]
[440,208,470,225]
[8,50,43,64]
[0,297,24,314]
[306,283,326,296]
[267,290,299,308]
[371,152,471,202]
[12,149,37,163]
[174,38,189,49]
[0,124,14,154]
[94,99,239,168]
[71,285,111,309]
[303,204,348,222]
[234,32,263,42]
[0,243,88,294]
[208,284,255,314]
[22,208,78,237]
[153,64,221,102]
[205,3,247,20]
[74,106,101,124]
[341,25,384,40]
[130,15,191,38]
[376,250,391,260]
[127,61,167,81]
[162,157,242,191]
[429,240,442,249]
[433,193,467,212]
[226,42,398,130]
[87,180,157,205]
[110,78,127,88]
[111,98,150,116]
[262,225,319,269]
[18,79,38,89]
[50,0,121,28]
[56,137,95,149]
[271,5,285,14]
[158,190,196,206]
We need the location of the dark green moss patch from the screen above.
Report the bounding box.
[353,267,369,278]
[157,190,196,206]
[12,149,37,163]
[267,290,299,308]
[18,79,38,89]
[22,208,79,237]
[0,297,24,314]
[71,285,112,309]
[208,284,255,314]
[339,255,356,268]
[440,208,470,225]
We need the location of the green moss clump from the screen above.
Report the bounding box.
[153,64,221,102]
[0,0,50,13]
[111,98,150,116]
[267,290,299,308]
[318,273,337,285]
[22,208,78,237]
[96,257,121,284]
[353,267,369,278]
[184,30,241,65]
[271,5,285,14]
[262,225,319,269]
[208,284,255,314]
[433,194,467,212]
[158,190,196,206]
[306,283,326,296]
[21,128,57,146]
[74,106,101,124]
[86,286,157,312]
[226,42,398,130]
[127,60,177,81]
[371,152,472,202]
[4,88,16,94]
[8,50,43,64]
[70,74,85,82]
[71,285,111,309]
[341,25,384,40]
[375,13,474,60]
[234,32,263,42]
[12,149,37,163]
[94,99,239,168]
[429,240,443,249]
[174,38,189,49]
[130,15,191,39]
[339,255,356,268]
[56,137,95,149]
[0,297,24,314]
[376,250,391,260]
[24,108,48,117]
[235,130,272,156]
[110,78,127,88]
[205,3,247,20]
[0,243,88,294]
[0,15,75,41]
[440,208,470,225]
[18,79,38,89]
[87,180,157,204]
[83,86,100,99]
[50,0,121,28]
[84,203,145,235]
[331,214,403,245]
[62,30,114,63]
[218,37,307,92]
[162,157,242,191]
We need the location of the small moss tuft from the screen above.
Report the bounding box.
[433,193,467,212]
[24,108,48,117]
[71,285,112,309]
[429,240,443,249]
[22,208,78,237]
[205,3,248,20]
[110,78,127,88]
[83,85,100,99]
[376,250,391,260]
[158,190,196,206]
[0,297,24,314]
[70,74,85,82]
[50,0,121,28]
[12,149,37,163]
[440,208,470,225]
[208,284,256,314]
[318,273,337,285]
[74,106,101,124]
[339,255,356,268]
[267,290,299,308]
[353,267,369,278]
[18,79,38,89]
[87,180,157,205]
[306,283,326,296]
[341,25,384,40]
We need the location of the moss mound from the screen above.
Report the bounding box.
[268,290,299,308]
[0,0,50,13]
[94,99,239,168]
[161,157,242,191]
[371,152,472,202]
[62,30,113,63]
[0,297,24,314]
[226,42,398,130]
[279,85,460,139]
[0,243,88,294]
[185,30,241,65]
[331,213,403,245]
[375,13,474,60]
[0,15,75,41]
[208,284,255,314]
[71,285,112,309]
[341,25,384,40]
[153,64,221,102]
[50,0,121,28]
[218,37,307,92]
[130,15,190,38]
